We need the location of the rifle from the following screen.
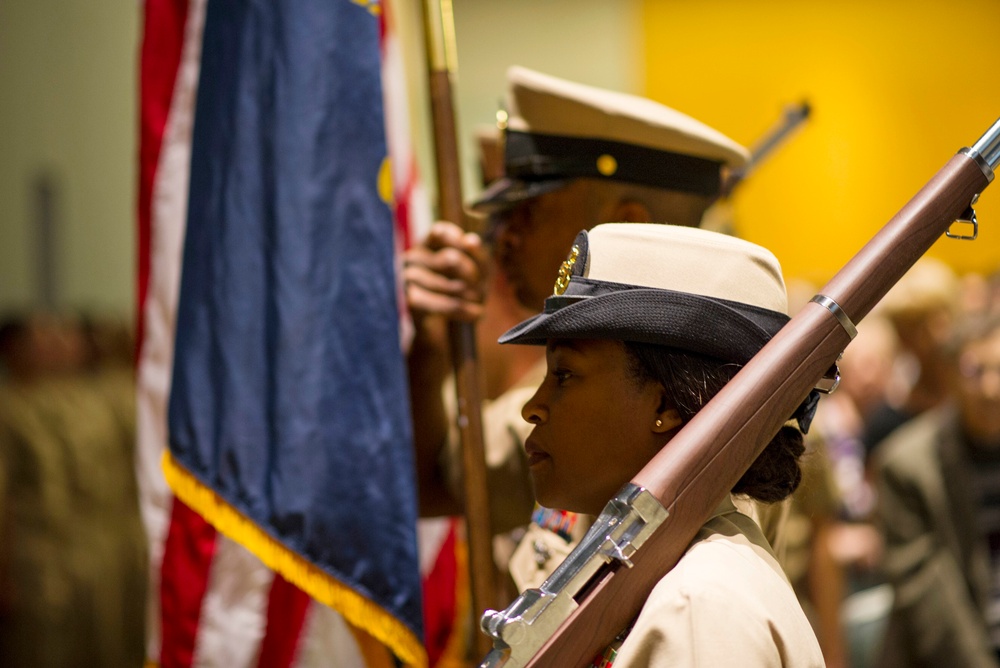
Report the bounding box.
[420,0,499,654]
[478,118,1000,667]
[720,101,811,198]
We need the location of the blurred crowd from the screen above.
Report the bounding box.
[782,260,1000,668]
[0,311,146,667]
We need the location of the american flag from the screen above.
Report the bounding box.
[135,1,466,665]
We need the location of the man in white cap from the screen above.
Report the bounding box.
[404,66,750,591]
[475,65,749,312]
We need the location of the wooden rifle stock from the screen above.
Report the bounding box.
[420,0,498,655]
[481,119,1000,667]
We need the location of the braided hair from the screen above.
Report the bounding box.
[622,340,804,503]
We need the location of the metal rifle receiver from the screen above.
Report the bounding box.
[478,484,667,668]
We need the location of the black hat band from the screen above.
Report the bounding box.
[505,130,724,197]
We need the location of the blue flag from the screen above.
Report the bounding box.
[164,0,424,663]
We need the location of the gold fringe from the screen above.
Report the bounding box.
[162,451,427,668]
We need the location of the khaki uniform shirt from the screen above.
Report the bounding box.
[613,497,825,667]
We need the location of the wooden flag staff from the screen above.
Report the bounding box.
[420,0,499,657]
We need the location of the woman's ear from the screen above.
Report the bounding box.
[653,408,682,433]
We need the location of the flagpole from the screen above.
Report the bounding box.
[420,0,498,656]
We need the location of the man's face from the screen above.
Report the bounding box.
[839,321,898,418]
[520,339,666,515]
[492,181,601,311]
[955,328,1000,446]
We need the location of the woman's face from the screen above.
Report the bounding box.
[521,338,674,515]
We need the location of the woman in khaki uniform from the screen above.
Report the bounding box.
[498,223,824,667]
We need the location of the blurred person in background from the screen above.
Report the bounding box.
[990,269,1000,314]
[0,311,86,383]
[875,312,1000,667]
[863,258,960,454]
[809,315,900,668]
[960,268,1000,318]
[0,310,145,667]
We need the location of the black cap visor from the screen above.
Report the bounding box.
[471,176,569,213]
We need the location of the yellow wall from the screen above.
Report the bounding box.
[643,0,1000,285]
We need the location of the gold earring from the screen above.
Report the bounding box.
[655,419,663,428]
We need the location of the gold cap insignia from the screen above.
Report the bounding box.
[553,245,580,295]
[596,154,618,176]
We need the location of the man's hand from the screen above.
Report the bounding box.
[404,221,486,517]
[403,221,487,322]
